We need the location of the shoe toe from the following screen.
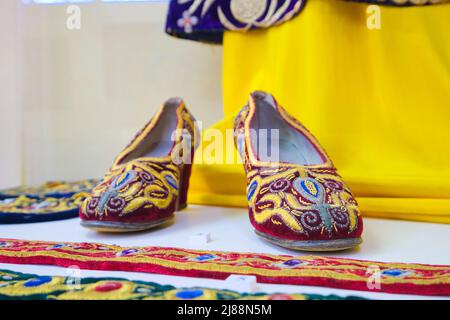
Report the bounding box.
[248,168,363,247]
[79,165,178,224]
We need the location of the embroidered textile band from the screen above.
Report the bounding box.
[0,193,88,224]
[0,239,448,296]
[0,179,98,200]
[0,179,97,223]
[0,269,365,300]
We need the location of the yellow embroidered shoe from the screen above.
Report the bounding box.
[234,91,363,251]
[80,98,198,232]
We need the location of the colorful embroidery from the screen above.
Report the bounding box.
[234,96,362,243]
[0,239,448,296]
[0,179,98,200]
[165,0,449,44]
[247,170,359,237]
[0,269,365,300]
[80,102,198,224]
[166,0,306,43]
[0,193,87,224]
[177,10,199,33]
[82,161,180,218]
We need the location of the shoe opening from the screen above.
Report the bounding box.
[118,98,181,164]
[249,91,325,165]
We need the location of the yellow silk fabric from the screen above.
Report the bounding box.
[188,0,450,224]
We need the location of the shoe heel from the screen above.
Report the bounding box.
[176,162,192,211]
[176,123,198,211]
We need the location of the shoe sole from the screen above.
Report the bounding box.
[255,230,362,252]
[80,217,174,233]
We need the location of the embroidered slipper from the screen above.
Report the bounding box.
[0,179,98,200]
[79,98,198,233]
[0,193,87,224]
[234,91,363,251]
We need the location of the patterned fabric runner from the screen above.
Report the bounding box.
[0,179,97,223]
[0,179,98,200]
[0,194,87,224]
[0,269,364,300]
[0,239,448,296]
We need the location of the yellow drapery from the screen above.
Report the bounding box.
[188,0,450,224]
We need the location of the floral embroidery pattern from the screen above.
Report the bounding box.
[0,193,87,223]
[166,0,448,43]
[0,269,365,300]
[166,0,305,43]
[234,100,362,241]
[0,179,98,200]
[82,160,179,218]
[0,239,448,296]
[0,194,86,215]
[80,106,197,221]
[247,168,360,237]
[177,10,199,33]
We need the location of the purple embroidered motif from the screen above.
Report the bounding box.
[165,0,306,44]
[165,0,443,44]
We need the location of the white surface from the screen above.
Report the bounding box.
[0,1,22,189]
[0,205,449,300]
[225,275,258,293]
[189,232,212,245]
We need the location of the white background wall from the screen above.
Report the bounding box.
[0,1,223,189]
[0,1,22,189]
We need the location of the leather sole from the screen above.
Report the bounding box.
[80,217,174,233]
[255,230,362,252]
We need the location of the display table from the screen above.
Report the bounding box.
[0,205,449,300]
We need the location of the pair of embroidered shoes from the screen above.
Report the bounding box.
[80,92,363,251]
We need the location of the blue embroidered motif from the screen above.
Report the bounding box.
[382,269,411,277]
[293,178,337,235]
[165,175,178,190]
[293,178,324,202]
[274,258,308,269]
[116,248,139,257]
[283,259,302,266]
[301,180,318,198]
[114,171,136,189]
[247,180,258,201]
[175,289,204,299]
[24,276,52,287]
[95,172,137,215]
[50,244,65,249]
[195,254,216,261]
